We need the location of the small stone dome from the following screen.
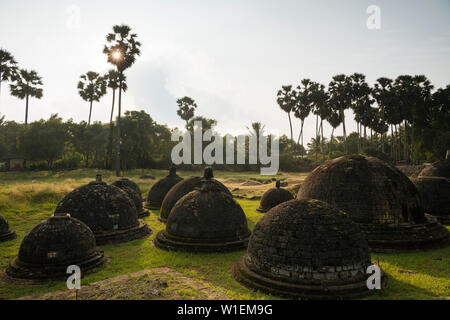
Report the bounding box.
[232,199,383,299]
[412,176,450,225]
[54,175,152,245]
[112,180,149,218]
[154,168,251,252]
[7,213,105,279]
[0,214,16,242]
[256,180,294,213]
[111,177,142,194]
[297,155,449,252]
[145,167,183,210]
[418,160,450,179]
[159,168,231,223]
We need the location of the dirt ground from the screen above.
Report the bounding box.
[217,173,307,198]
[18,267,230,300]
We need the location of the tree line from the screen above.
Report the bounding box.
[277,74,449,163]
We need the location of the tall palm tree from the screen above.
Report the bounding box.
[328,74,352,153]
[0,49,18,98]
[294,79,314,156]
[105,69,127,169]
[176,96,197,128]
[9,69,43,125]
[276,85,296,142]
[311,83,330,161]
[106,70,127,124]
[349,73,372,153]
[103,24,141,177]
[77,71,107,125]
[246,122,266,163]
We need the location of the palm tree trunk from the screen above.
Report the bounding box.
[108,89,116,169]
[321,119,324,161]
[287,112,293,142]
[115,76,123,177]
[88,100,93,126]
[110,89,116,123]
[341,110,347,153]
[25,94,29,125]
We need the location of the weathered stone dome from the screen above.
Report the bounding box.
[0,214,16,242]
[418,160,450,179]
[112,179,149,218]
[412,162,450,226]
[7,213,105,279]
[159,169,231,223]
[111,177,141,194]
[54,175,152,245]
[232,199,382,299]
[297,155,449,252]
[154,168,251,253]
[145,167,183,210]
[256,180,294,213]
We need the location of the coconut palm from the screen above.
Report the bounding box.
[9,69,43,125]
[103,24,141,177]
[0,49,18,97]
[276,85,296,142]
[77,71,107,125]
[246,122,266,163]
[349,73,372,153]
[310,83,330,161]
[176,96,197,128]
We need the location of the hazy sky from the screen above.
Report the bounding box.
[0,0,449,144]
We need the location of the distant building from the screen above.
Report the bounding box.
[0,155,25,171]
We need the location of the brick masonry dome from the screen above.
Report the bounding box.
[7,213,105,279]
[0,213,16,242]
[159,169,231,223]
[145,167,183,210]
[418,160,450,179]
[297,155,449,252]
[256,180,294,213]
[154,168,251,252]
[232,199,383,299]
[54,177,152,245]
[112,180,149,218]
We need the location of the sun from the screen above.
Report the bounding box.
[112,50,122,60]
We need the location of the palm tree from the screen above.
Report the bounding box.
[103,24,141,177]
[246,122,266,163]
[9,69,43,125]
[106,69,127,124]
[326,110,342,142]
[276,85,296,142]
[0,49,18,98]
[328,74,352,153]
[294,79,314,157]
[349,73,372,153]
[105,69,127,169]
[311,83,330,161]
[77,71,107,125]
[176,96,197,128]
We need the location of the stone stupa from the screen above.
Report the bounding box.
[297,155,449,252]
[112,178,149,218]
[232,199,384,299]
[54,174,152,245]
[158,170,231,223]
[154,168,251,253]
[145,167,183,210]
[7,213,105,280]
[412,159,450,225]
[0,214,16,242]
[256,180,294,213]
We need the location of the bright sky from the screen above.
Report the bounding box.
[0,0,449,145]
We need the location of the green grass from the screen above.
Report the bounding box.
[0,169,449,300]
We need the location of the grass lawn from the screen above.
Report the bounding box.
[0,169,449,300]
